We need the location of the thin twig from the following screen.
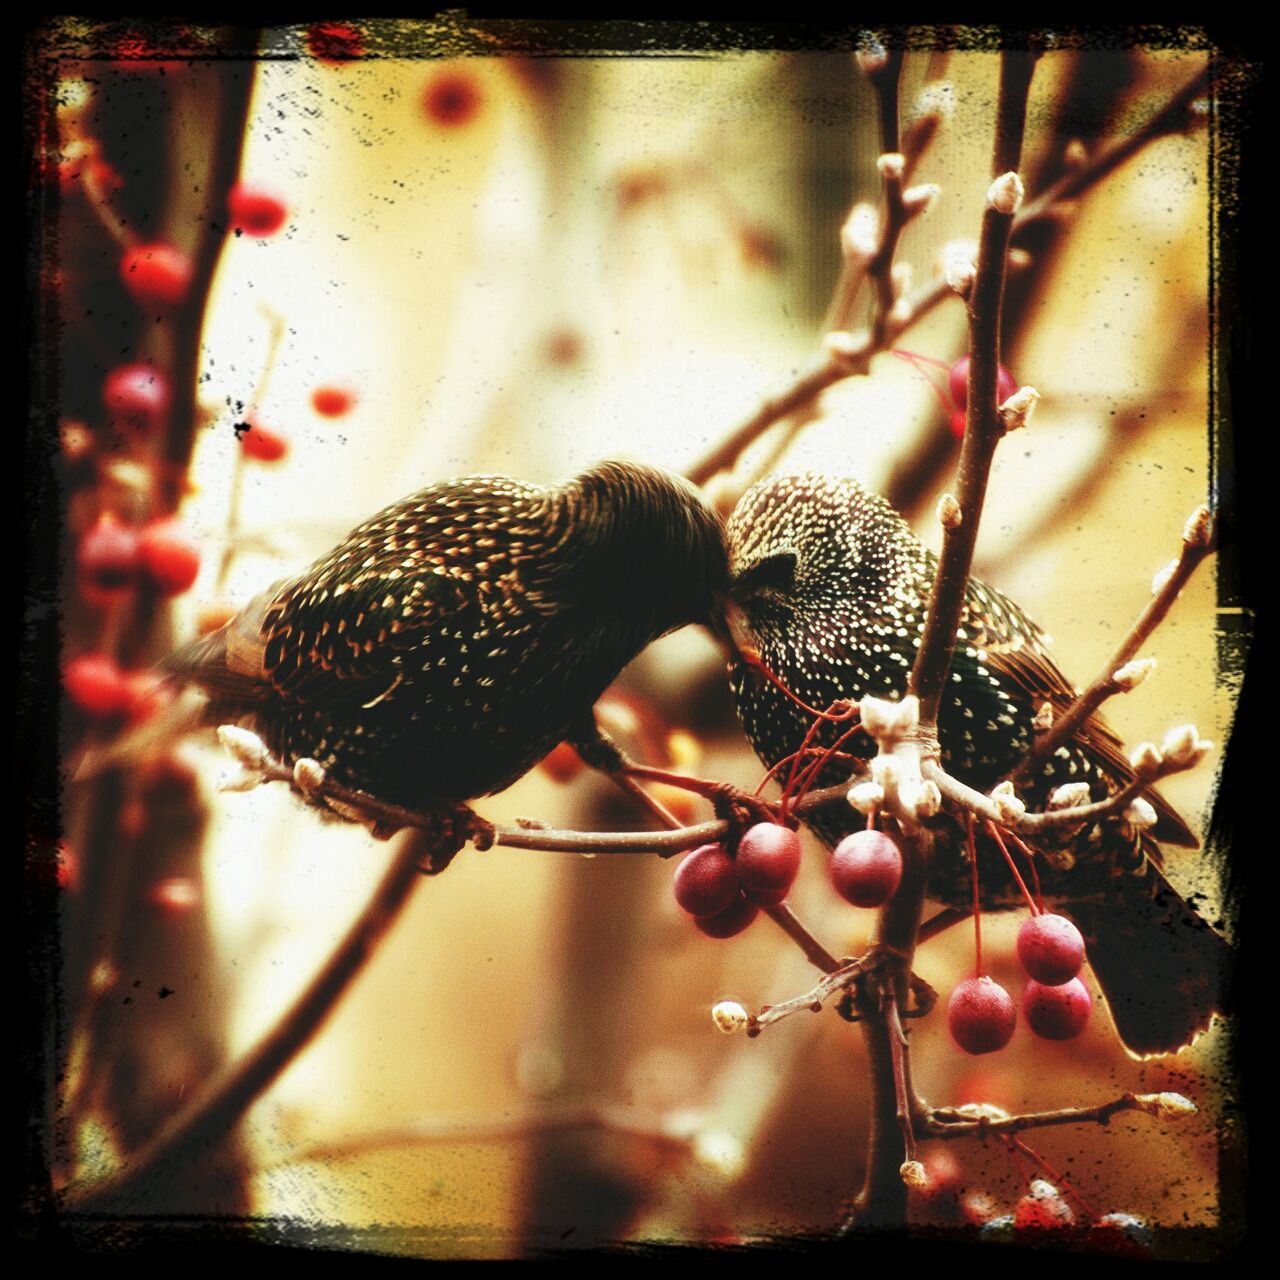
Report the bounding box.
[746,954,870,1036]
[1009,509,1214,785]
[923,1091,1191,1138]
[762,903,840,972]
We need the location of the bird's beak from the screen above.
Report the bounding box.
[708,596,754,664]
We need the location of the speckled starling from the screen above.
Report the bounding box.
[726,473,1229,1057]
[171,460,728,820]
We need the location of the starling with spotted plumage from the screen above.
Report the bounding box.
[726,473,1229,1057]
[166,460,728,858]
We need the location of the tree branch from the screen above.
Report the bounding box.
[922,1090,1197,1139]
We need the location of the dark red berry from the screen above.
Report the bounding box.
[948,408,967,441]
[306,22,364,64]
[311,384,356,417]
[1023,977,1091,1040]
[103,363,169,433]
[693,893,759,939]
[540,740,583,783]
[240,418,290,462]
[735,822,802,906]
[673,843,739,919]
[948,356,1020,414]
[830,829,902,907]
[77,516,141,599]
[138,518,201,596]
[947,976,1017,1055]
[1016,913,1085,986]
[1014,1179,1076,1230]
[423,72,482,128]
[65,653,130,717]
[120,241,193,306]
[228,183,288,237]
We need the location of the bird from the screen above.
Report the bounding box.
[161,460,730,859]
[725,472,1230,1058]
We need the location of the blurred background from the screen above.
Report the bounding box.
[37,20,1232,1258]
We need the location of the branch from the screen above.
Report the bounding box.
[1010,504,1214,785]
[908,51,1036,731]
[922,1090,1198,1139]
[64,826,435,1212]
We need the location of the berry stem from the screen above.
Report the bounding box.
[967,814,982,977]
[1006,830,1045,913]
[1008,1134,1099,1222]
[984,820,1040,916]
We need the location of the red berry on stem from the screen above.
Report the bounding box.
[693,893,759,939]
[947,976,1017,1055]
[830,829,903,907]
[103,363,169,433]
[77,515,141,599]
[240,418,290,462]
[138,518,201,596]
[306,22,364,64]
[120,241,193,306]
[228,183,288,237]
[540,740,583,784]
[1014,1179,1076,1230]
[423,72,482,128]
[673,843,739,919]
[65,654,130,717]
[735,822,802,906]
[1016,913,1085,986]
[948,356,1020,413]
[1023,977,1091,1040]
[312,384,356,417]
[948,409,968,441]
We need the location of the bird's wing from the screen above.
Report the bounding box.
[977,631,1198,849]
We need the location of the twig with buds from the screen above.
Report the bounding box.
[1010,503,1215,785]
[922,1090,1198,1139]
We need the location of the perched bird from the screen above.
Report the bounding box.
[165,460,729,850]
[726,472,1229,1057]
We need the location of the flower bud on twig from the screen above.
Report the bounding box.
[1113,657,1157,691]
[1135,1091,1198,1119]
[901,1160,928,1188]
[848,780,885,815]
[712,1001,749,1034]
[989,780,1026,823]
[293,757,327,793]
[1033,701,1054,732]
[987,171,1025,215]
[1161,725,1211,770]
[1048,782,1091,810]
[1125,797,1158,830]
[1129,742,1164,777]
[937,493,963,530]
[1182,504,1213,548]
[841,203,879,260]
[823,330,868,363]
[944,239,977,297]
[999,385,1040,431]
[217,724,271,771]
[877,151,905,181]
[903,183,941,218]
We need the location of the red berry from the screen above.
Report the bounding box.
[120,241,193,307]
[103,363,169,433]
[77,515,141,599]
[65,653,130,717]
[1023,977,1091,1040]
[948,408,967,441]
[947,976,1017,1055]
[673,843,739,919]
[240,418,290,462]
[311,384,356,417]
[1016,913,1085,986]
[306,22,364,64]
[138,518,201,596]
[1014,1179,1076,1230]
[423,72,482,128]
[228,182,288,237]
[734,822,802,906]
[830,829,902,907]
[948,356,1020,414]
[123,670,171,725]
[540,740,584,784]
[693,893,759,939]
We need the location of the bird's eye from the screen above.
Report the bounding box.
[735,550,797,597]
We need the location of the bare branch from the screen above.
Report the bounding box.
[923,1090,1198,1139]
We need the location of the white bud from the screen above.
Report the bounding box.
[841,202,879,260]
[293,757,327,793]
[915,80,955,122]
[953,1102,1010,1123]
[900,1160,928,1188]
[847,780,885,815]
[1033,701,1054,731]
[1161,725,1211,769]
[877,151,906,181]
[1135,1091,1198,1119]
[711,1000,749,1034]
[1113,657,1157,691]
[1182,504,1213,548]
[937,493,963,530]
[1125,797,1158,830]
[870,753,901,792]
[943,239,977,296]
[914,779,942,818]
[217,724,271,771]
[823,329,867,362]
[1048,782,1092,810]
[903,183,940,218]
[894,695,921,736]
[888,297,913,326]
[891,261,913,299]
[856,40,888,75]
[1151,558,1179,596]
[1008,247,1033,269]
[1129,742,1164,777]
[990,780,1026,823]
[216,767,263,793]
[987,171,1025,215]
[860,695,899,739]
[998,385,1040,431]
